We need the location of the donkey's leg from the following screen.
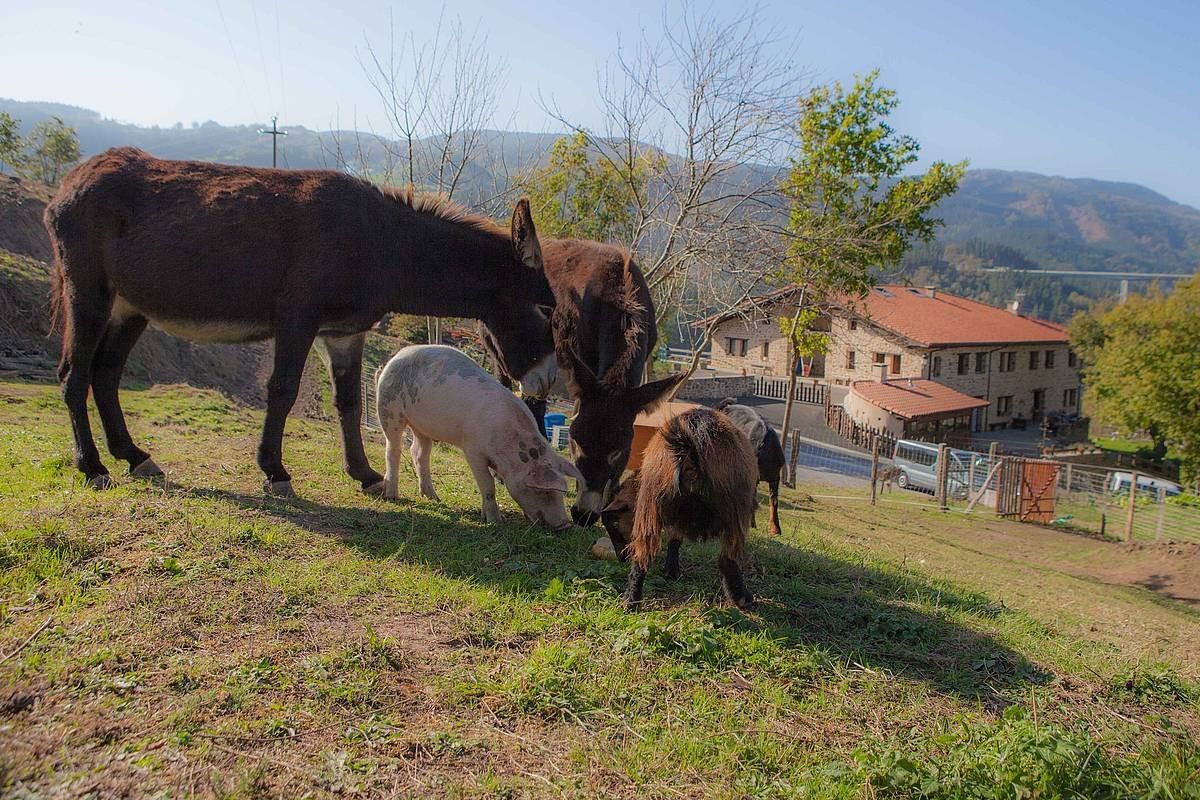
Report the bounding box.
[318,333,384,494]
[465,450,502,523]
[91,313,158,477]
[523,396,548,441]
[767,476,782,536]
[257,318,318,496]
[62,300,112,488]
[409,429,440,501]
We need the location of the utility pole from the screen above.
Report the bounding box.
[257,115,288,168]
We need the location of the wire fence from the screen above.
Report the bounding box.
[785,429,1199,544]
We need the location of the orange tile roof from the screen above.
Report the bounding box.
[839,286,1069,347]
[850,378,989,421]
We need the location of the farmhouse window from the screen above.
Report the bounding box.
[997,395,1013,416]
[1029,350,1040,370]
[890,354,902,375]
[761,341,770,359]
[931,356,942,377]
[1063,388,1078,407]
[846,351,857,369]
[998,351,1016,372]
[1068,350,1078,367]
[1045,350,1055,368]
[848,319,858,331]
[957,353,970,375]
[725,337,748,357]
[974,352,988,373]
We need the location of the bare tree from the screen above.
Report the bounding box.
[358,8,507,200]
[351,8,508,341]
[545,3,805,354]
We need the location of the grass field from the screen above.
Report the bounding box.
[2,380,1199,798]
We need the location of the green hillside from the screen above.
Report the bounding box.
[2,380,1199,797]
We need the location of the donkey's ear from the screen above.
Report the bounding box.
[629,374,686,414]
[510,197,543,270]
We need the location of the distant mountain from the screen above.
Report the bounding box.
[4,97,1198,289]
[933,170,1200,274]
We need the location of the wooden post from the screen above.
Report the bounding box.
[1125,470,1138,543]
[987,441,999,476]
[1155,486,1166,543]
[935,443,949,510]
[870,438,880,506]
[787,432,801,488]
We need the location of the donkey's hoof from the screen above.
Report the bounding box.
[87,474,113,490]
[362,479,386,496]
[264,479,295,497]
[131,457,164,479]
[733,595,757,611]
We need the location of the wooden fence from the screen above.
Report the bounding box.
[753,376,827,405]
[823,400,897,458]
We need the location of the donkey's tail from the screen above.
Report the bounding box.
[43,205,71,382]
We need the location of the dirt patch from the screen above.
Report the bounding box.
[1069,203,1111,242]
[0,176,51,261]
[1090,542,1200,605]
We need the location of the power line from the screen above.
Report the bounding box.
[213,0,257,121]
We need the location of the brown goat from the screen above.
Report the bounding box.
[600,408,758,609]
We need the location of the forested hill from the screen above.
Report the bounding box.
[932,169,1200,275]
[3,98,1197,322]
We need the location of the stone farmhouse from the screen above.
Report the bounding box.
[707,285,1083,434]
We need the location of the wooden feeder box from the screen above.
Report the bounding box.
[626,400,702,471]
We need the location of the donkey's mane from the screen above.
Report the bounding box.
[381,184,506,238]
[599,253,648,392]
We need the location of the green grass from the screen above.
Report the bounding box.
[1,379,1198,798]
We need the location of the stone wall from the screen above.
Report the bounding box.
[707,317,792,376]
[675,375,755,401]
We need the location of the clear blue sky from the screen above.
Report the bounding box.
[3,0,1198,207]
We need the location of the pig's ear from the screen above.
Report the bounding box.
[552,452,584,483]
[525,462,568,493]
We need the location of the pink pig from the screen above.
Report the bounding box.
[375,345,582,530]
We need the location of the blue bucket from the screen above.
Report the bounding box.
[543,412,567,436]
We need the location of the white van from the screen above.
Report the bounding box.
[1108,472,1182,497]
[892,440,979,498]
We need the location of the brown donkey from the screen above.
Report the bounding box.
[600,408,758,609]
[481,240,683,526]
[45,148,553,494]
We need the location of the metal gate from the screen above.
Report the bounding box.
[996,457,1061,523]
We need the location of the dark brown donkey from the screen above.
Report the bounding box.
[45,148,553,494]
[481,240,683,526]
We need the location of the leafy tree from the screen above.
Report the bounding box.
[515,131,658,244]
[0,112,23,175]
[1070,278,1200,482]
[22,116,81,186]
[775,71,966,440]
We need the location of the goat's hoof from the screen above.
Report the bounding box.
[362,478,386,496]
[87,473,113,490]
[264,479,295,497]
[621,596,642,612]
[131,457,164,479]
